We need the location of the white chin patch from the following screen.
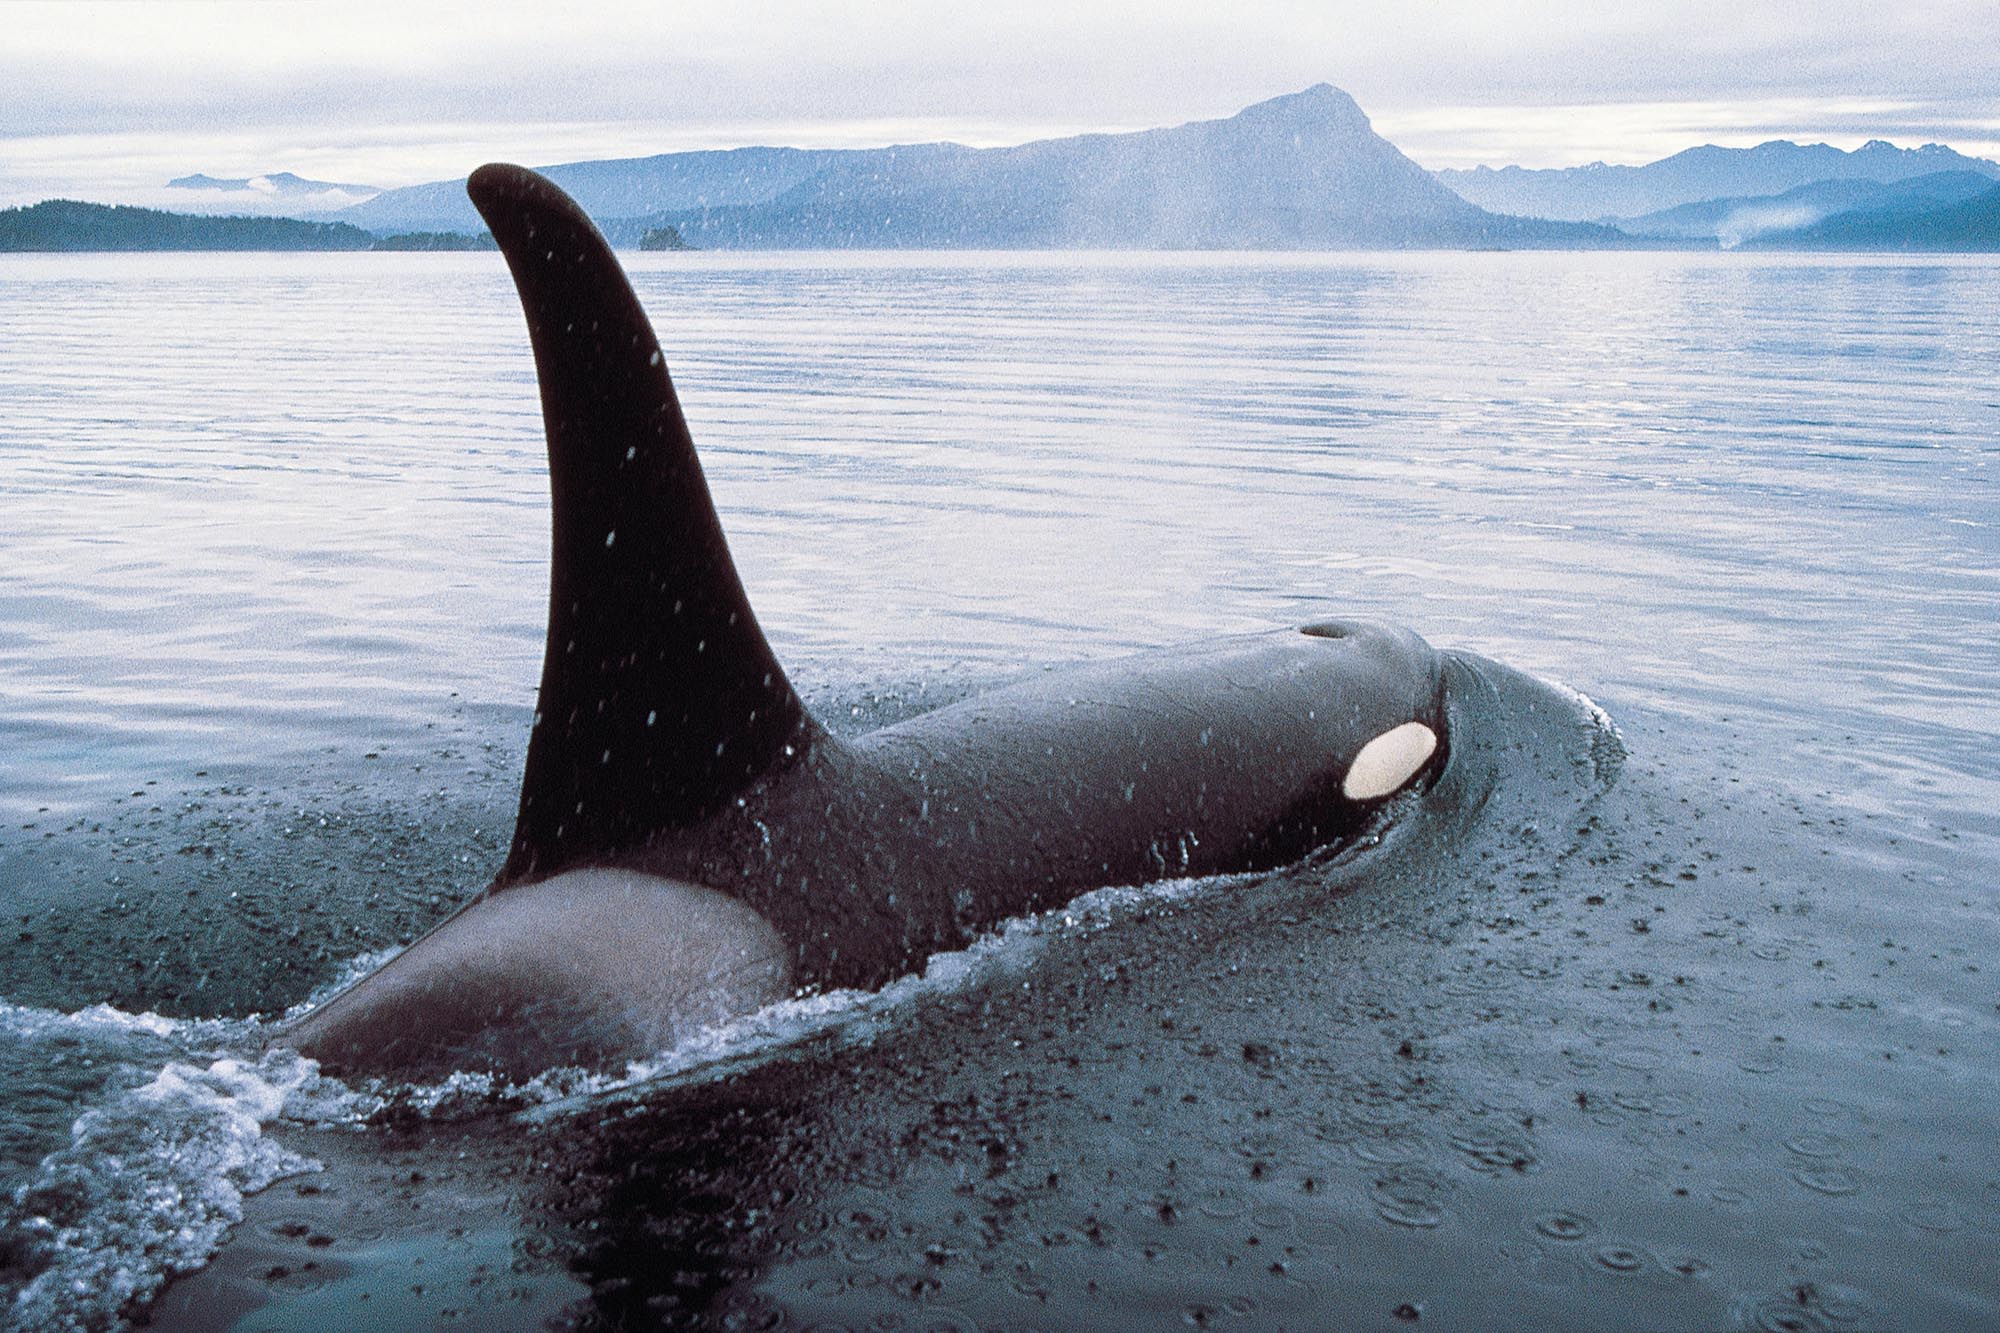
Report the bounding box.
[1341,721,1439,801]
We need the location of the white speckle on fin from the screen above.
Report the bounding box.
[1342,721,1438,800]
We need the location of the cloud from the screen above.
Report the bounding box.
[154,185,381,216]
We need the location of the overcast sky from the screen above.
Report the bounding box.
[4,0,1997,207]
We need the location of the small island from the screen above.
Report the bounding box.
[638,224,695,251]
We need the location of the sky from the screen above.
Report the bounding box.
[4,0,1998,209]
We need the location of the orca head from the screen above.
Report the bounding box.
[1297,617,1447,803]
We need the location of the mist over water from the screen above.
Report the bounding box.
[0,250,1995,1329]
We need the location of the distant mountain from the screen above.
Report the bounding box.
[1613,171,2000,247]
[170,171,380,198]
[1612,179,1888,242]
[0,200,374,251]
[343,86,1623,250]
[1438,140,2000,222]
[1745,181,2000,251]
[338,147,851,234]
[656,86,1630,249]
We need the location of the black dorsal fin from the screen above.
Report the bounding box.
[468,163,813,886]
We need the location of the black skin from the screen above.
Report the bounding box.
[283,166,1448,1075]
[554,618,1447,991]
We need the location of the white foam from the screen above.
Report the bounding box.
[517,868,1238,1120]
[0,999,208,1045]
[3,1043,327,1332]
[0,992,406,1331]
[0,835,1357,1327]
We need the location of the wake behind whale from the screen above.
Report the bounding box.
[280,165,1462,1080]
[2,641,1620,1333]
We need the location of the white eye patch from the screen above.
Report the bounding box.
[1341,721,1439,800]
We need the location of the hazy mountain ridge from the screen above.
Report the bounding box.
[336,146,864,234]
[1438,140,2000,222]
[355,86,1619,250]
[1613,171,2000,247]
[651,86,1575,248]
[1745,181,2000,250]
[29,84,2000,251]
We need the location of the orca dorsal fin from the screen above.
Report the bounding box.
[468,163,814,886]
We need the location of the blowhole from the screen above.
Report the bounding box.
[1299,622,1348,640]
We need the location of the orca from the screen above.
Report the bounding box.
[281,164,1450,1080]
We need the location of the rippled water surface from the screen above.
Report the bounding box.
[1,250,1995,1330]
[5,251,1992,824]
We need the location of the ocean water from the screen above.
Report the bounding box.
[0,250,1995,1330]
